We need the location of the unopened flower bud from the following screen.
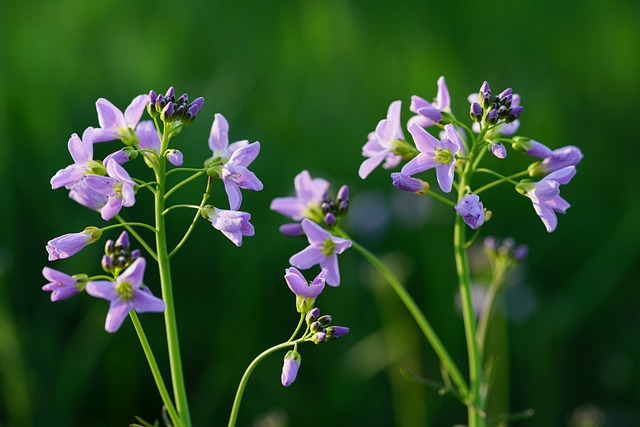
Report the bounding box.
[147,90,158,117]
[506,106,523,123]
[167,149,184,166]
[306,307,321,324]
[279,223,304,237]
[177,93,188,105]
[115,231,130,250]
[165,86,175,101]
[281,350,301,387]
[324,212,336,226]
[317,314,332,327]
[105,239,115,255]
[311,331,327,344]
[486,109,499,125]
[490,143,507,159]
[326,326,350,339]
[130,249,141,260]
[310,321,323,332]
[101,254,113,272]
[513,244,529,262]
[338,200,349,214]
[470,102,483,122]
[161,102,175,122]
[479,81,491,108]
[155,94,167,114]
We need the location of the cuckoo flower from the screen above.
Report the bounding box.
[289,219,351,286]
[93,94,149,143]
[517,166,576,233]
[42,267,84,301]
[358,100,404,179]
[408,76,451,129]
[402,123,461,193]
[85,258,165,333]
[46,227,102,261]
[203,206,255,247]
[270,170,330,222]
[455,194,485,229]
[285,267,326,313]
[511,138,553,159]
[281,350,301,387]
[207,113,263,210]
[84,160,136,220]
[51,127,101,189]
[69,179,108,212]
[535,145,583,175]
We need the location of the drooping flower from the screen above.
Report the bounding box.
[391,172,429,194]
[455,194,485,229]
[93,94,149,143]
[68,179,109,212]
[46,227,102,261]
[517,166,577,232]
[270,170,330,222]
[358,100,405,179]
[285,267,326,313]
[281,350,301,387]
[534,145,583,176]
[402,123,461,193]
[85,258,165,333]
[84,160,136,220]
[51,127,101,189]
[206,113,263,210]
[42,267,84,301]
[289,219,351,286]
[203,206,255,246]
[408,76,451,129]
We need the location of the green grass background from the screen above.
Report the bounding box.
[1,0,639,425]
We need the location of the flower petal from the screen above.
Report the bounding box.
[290,246,324,270]
[118,258,147,288]
[105,300,133,333]
[300,219,330,244]
[435,163,455,193]
[320,255,341,286]
[86,280,118,301]
[401,153,436,177]
[208,113,229,155]
[408,123,439,154]
[132,289,166,313]
[123,94,149,127]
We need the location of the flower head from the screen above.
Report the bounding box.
[285,267,326,313]
[358,100,405,179]
[85,258,165,333]
[402,123,461,193]
[206,113,263,210]
[271,170,330,222]
[93,94,149,144]
[281,350,301,387]
[289,219,351,286]
[532,145,583,176]
[46,227,102,261]
[51,127,100,189]
[204,206,255,247]
[84,160,136,220]
[408,76,451,129]
[42,267,84,301]
[517,166,577,232]
[455,194,485,229]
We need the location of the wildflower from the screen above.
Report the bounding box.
[358,100,404,179]
[46,227,102,261]
[84,160,136,220]
[68,179,108,212]
[281,350,301,387]
[468,85,522,136]
[517,166,576,232]
[391,172,429,194]
[289,219,351,286]
[285,267,326,313]
[455,194,485,229]
[42,267,85,301]
[93,94,149,144]
[271,170,329,222]
[490,143,507,159]
[326,325,350,340]
[166,149,183,166]
[85,258,165,333]
[511,138,553,158]
[530,145,583,176]
[206,113,263,210]
[402,123,461,193]
[203,206,254,247]
[408,76,451,129]
[51,127,102,189]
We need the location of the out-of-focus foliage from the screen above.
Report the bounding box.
[0,0,639,425]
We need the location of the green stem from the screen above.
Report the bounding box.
[287,313,306,342]
[165,171,206,200]
[227,339,303,427]
[474,170,528,195]
[101,221,158,234]
[336,229,469,398]
[476,264,507,353]
[169,178,212,258]
[163,204,202,216]
[129,312,181,427]
[155,133,192,427]
[426,190,456,208]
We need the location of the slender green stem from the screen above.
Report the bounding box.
[228,339,304,427]
[130,312,181,427]
[166,167,208,176]
[165,171,206,200]
[115,216,158,261]
[336,228,469,398]
[163,204,202,216]
[287,313,306,342]
[476,264,507,353]
[101,221,158,234]
[169,177,212,258]
[474,170,528,195]
[155,132,192,427]
[426,190,457,208]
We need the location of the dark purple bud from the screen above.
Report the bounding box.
[165,86,175,101]
[506,106,523,122]
[177,93,188,105]
[310,321,323,332]
[115,231,130,250]
[498,88,512,100]
[306,307,321,324]
[161,102,175,122]
[321,201,331,214]
[486,108,499,124]
[479,81,491,107]
[324,212,336,226]
[155,94,167,113]
[337,185,349,203]
[101,254,113,272]
[115,256,127,268]
[130,249,141,260]
[513,244,529,261]
[174,103,186,119]
[480,81,491,95]
[183,97,205,125]
[470,102,483,122]
[321,192,332,204]
[279,223,304,237]
[497,105,508,118]
[318,314,332,327]
[327,326,350,339]
[391,172,429,194]
[338,200,349,214]
[148,90,157,104]
[311,331,327,344]
[104,239,115,255]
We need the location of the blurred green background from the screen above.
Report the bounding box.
[1,0,639,425]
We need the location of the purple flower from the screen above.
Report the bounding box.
[46,227,102,261]
[135,120,161,152]
[207,113,263,210]
[84,160,136,220]
[408,76,451,129]
[42,267,84,301]
[204,206,255,247]
[289,219,352,286]
[93,94,149,143]
[285,267,326,313]
[68,179,109,211]
[511,138,553,158]
[270,170,329,222]
[402,123,461,193]
[455,194,485,229]
[85,258,165,333]
[358,100,404,179]
[490,143,507,159]
[539,145,583,174]
[391,172,429,194]
[326,325,350,339]
[51,127,99,189]
[281,350,301,387]
[468,92,521,136]
[166,149,183,166]
[518,166,577,232]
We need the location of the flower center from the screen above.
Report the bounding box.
[434,148,454,164]
[116,281,135,301]
[321,238,336,257]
